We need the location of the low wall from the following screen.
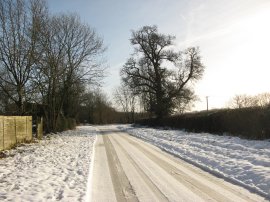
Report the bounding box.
[0,116,32,151]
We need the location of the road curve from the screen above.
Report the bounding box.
[90,126,267,202]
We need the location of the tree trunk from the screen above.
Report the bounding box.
[16,86,24,115]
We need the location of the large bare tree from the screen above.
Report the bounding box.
[0,0,45,114]
[33,14,105,132]
[121,25,204,119]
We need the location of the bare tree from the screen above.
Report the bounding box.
[228,94,258,109]
[32,13,106,132]
[113,83,137,122]
[255,93,270,108]
[121,25,204,119]
[0,0,106,131]
[0,0,46,114]
[58,14,105,117]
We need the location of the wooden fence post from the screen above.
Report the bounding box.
[37,117,43,140]
[0,116,3,151]
[26,116,32,142]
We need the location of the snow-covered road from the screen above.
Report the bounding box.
[0,126,96,202]
[91,125,266,202]
[118,124,270,200]
[1,125,269,201]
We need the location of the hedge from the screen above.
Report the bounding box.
[136,107,270,140]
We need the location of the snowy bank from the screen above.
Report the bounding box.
[0,126,96,202]
[118,124,270,199]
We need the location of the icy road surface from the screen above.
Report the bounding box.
[90,125,266,202]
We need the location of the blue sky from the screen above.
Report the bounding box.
[47,0,270,111]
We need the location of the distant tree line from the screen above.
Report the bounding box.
[0,0,107,132]
[228,93,270,109]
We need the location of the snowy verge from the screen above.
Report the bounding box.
[0,126,96,202]
[117,124,270,199]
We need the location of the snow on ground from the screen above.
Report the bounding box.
[117,124,270,199]
[0,126,96,202]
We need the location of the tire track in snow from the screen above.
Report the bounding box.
[118,133,223,201]
[110,135,169,202]
[121,133,260,202]
[103,135,138,202]
[91,126,266,202]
